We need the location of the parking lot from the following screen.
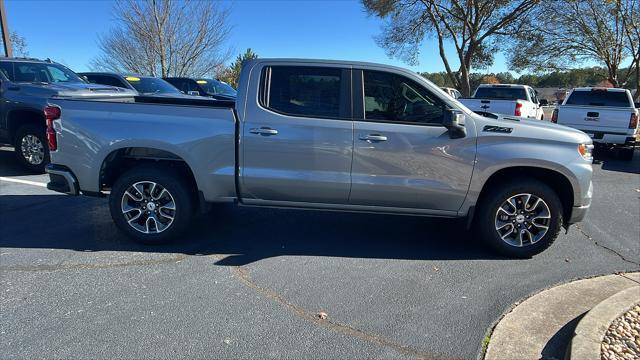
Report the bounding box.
[1,146,639,359]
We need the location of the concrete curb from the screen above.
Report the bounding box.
[485,272,640,360]
[567,285,640,360]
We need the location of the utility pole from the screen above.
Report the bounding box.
[0,0,11,57]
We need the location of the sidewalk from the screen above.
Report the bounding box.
[484,272,640,360]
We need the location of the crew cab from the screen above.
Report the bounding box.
[0,58,134,172]
[460,84,544,120]
[45,59,594,258]
[553,87,638,160]
[163,77,237,100]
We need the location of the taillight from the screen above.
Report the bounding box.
[551,109,558,123]
[44,105,61,151]
[515,102,522,117]
[630,112,638,129]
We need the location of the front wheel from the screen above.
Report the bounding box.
[475,179,563,258]
[14,124,49,173]
[109,165,195,244]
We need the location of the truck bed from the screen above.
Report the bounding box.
[48,97,238,201]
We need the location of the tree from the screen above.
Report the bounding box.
[217,48,258,88]
[509,0,639,89]
[10,32,28,57]
[622,0,640,99]
[91,0,232,77]
[362,0,539,96]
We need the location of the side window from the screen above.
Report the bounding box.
[261,66,347,119]
[187,80,201,94]
[363,70,445,124]
[47,66,71,82]
[528,88,538,104]
[0,62,14,81]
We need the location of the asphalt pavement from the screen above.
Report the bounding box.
[1,146,639,359]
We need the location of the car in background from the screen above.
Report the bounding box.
[164,77,237,100]
[553,87,638,160]
[440,87,462,99]
[0,58,134,172]
[79,72,200,98]
[460,84,544,120]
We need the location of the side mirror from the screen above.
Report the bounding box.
[539,99,549,106]
[442,110,467,139]
[187,91,200,96]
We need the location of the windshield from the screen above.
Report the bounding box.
[196,79,237,96]
[125,76,181,95]
[2,62,84,84]
[565,90,632,107]
[474,87,528,101]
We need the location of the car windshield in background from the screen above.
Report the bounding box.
[565,90,632,107]
[125,76,181,95]
[474,87,527,101]
[196,79,237,96]
[2,62,84,83]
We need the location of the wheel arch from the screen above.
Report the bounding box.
[7,108,45,142]
[474,166,574,224]
[99,146,199,195]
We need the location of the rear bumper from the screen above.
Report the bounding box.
[578,130,637,146]
[45,164,79,195]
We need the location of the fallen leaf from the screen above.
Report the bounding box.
[223,338,232,345]
[317,311,328,320]
[432,266,440,272]
[564,258,570,263]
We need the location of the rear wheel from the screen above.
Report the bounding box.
[14,124,49,173]
[475,179,563,258]
[109,165,195,244]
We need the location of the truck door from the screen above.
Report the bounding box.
[349,69,475,212]
[240,65,353,204]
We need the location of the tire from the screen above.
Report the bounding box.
[109,165,196,244]
[474,179,563,258]
[14,124,49,173]
[618,147,635,161]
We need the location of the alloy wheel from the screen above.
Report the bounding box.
[121,181,176,234]
[494,193,551,247]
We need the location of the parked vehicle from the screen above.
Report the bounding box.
[0,58,134,172]
[80,72,201,99]
[460,84,544,120]
[441,87,462,99]
[553,87,638,160]
[164,77,237,100]
[45,59,594,258]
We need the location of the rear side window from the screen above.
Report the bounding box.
[474,87,528,101]
[565,90,632,107]
[261,66,348,119]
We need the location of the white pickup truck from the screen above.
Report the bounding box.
[460,84,544,120]
[553,87,638,160]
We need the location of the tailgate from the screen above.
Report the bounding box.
[459,99,515,115]
[557,105,634,129]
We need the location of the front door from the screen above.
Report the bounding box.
[349,70,475,212]
[241,65,353,204]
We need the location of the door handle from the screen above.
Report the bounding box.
[250,127,278,136]
[359,134,388,142]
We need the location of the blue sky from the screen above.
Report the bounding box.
[5,0,510,74]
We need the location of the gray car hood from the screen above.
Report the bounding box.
[473,113,592,144]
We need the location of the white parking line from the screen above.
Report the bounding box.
[0,177,48,188]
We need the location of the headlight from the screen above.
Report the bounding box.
[578,144,593,161]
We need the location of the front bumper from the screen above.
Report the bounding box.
[45,164,79,195]
[567,180,592,224]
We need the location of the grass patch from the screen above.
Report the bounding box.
[481,334,491,357]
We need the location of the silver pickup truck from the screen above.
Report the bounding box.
[45,59,594,258]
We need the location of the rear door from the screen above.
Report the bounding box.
[349,69,475,212]
[240,64,353,204]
